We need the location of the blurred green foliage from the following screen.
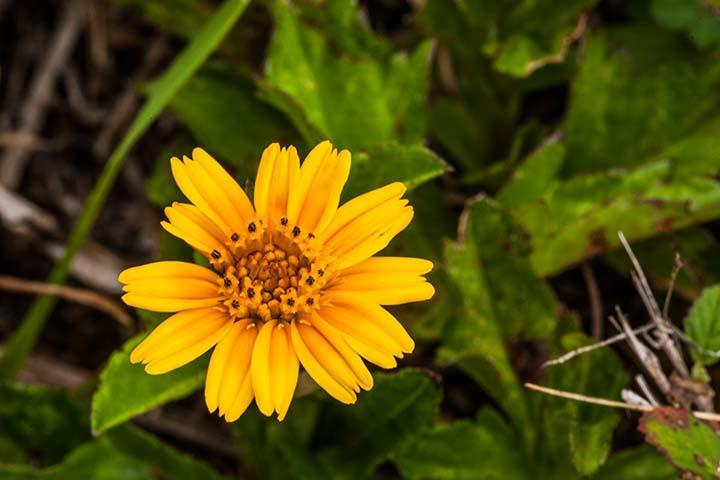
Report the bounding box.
[4,0,720,478]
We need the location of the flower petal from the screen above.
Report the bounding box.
[310,312,373,390]
[339,257,433,276]
[254,144,300,227]
[217,321,258,417]
[323,293,415,353]
[288,142,351,233]
[162,202,229,258]
[290,321,356,404]
[328,273,434,306]
[205,319,253,414]
[269,323,299,421]
[131,307,231,375]
[192,147,255,223]
[317,182,405,241]
[119,261,217,284]
[251,320,277,416]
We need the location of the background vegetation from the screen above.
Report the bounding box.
[1,0,719,478]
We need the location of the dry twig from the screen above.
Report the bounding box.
[0,0,84,189]
[524,383,720,422]
[0,275,132,328]
[581,262,603,339]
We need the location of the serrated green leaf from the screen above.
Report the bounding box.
[265,0,432,150]
[684,285,720,366]
[592,445,678,480]
[497,138,564,207]
[231,370,440,480]
[563,25,720,176]
[640,408,720,478]
[342,143,446,201]
[169,62,301,181]
[0,384,89,466]
[91,332,208,434]
[391,413,527,479]
[652,0,720,49]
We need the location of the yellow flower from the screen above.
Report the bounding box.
[119,141,434,421]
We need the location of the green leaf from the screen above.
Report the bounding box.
[0,436,28,466]
[563,25,720,176]
[231,370,440,480]
[0,439,154,480]
[103,425,227,480]
[439,198,557,423]
[511,156,720,276]
[684,285,720,366]
[640,408,720,478]
[391,412,527,479]
[592,445,678,480]
[265,0,433,150]
[314,370,441,479]
[652,0,720,49]
[497,138,564,207]
[0,0,252,382]
[169,62,301,181]
[91,332,208,434]
[0,384,90,466]
[342,143,446,201]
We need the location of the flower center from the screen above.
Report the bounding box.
[215,219,328,323]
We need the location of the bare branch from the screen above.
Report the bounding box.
[524,383,720,422]
[0,275,132,328]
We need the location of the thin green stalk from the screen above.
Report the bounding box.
[0,0,252,381]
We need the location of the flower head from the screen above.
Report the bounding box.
[119,141,434,421]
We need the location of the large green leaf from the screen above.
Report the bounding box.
[391,409,527,479]
[563,25,720,176]
[168,61,301,180]
[511,155,720,276]
[592,445,678,480]
[91,331,208,434]
[231,370,440,480]
[652,0,720,49]
[342,143,446,201]
[684,285,720,366]
[640,408,720,478]
[265,0,433,150]
[0,0,252,382]
[0,384,89,466]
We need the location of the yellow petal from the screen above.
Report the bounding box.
[318,303,403,357]
[270,323,299,420]
[119,261,217,284]
[122,278,218,299]
[297,321,360,393]
[121,294,221,313]
[310,312,373,390]
[292,144,351,233]
[171,157,232,236]
[224,375,255,422]
[317,182,405,241]
[192,148,255,223]
[339,257,433,276]
[133,309,231,375]
[323,293,414,353]
[289,321,356,404]
[253,143,280,221]
[183,157,245,233]
[251,320,276,416]
[334,206,414,268]
[286,140,332,225]
[205,319,250,413]
[163,203,228,257]
[217,321,258,416]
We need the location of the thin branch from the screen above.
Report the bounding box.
[618,231,690,378]
[0,275,131,328]
[542,323,656,368]
[581,263,603,340]
[0,0,84,189]
[663,253,683,320]
[524,383,720,422]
